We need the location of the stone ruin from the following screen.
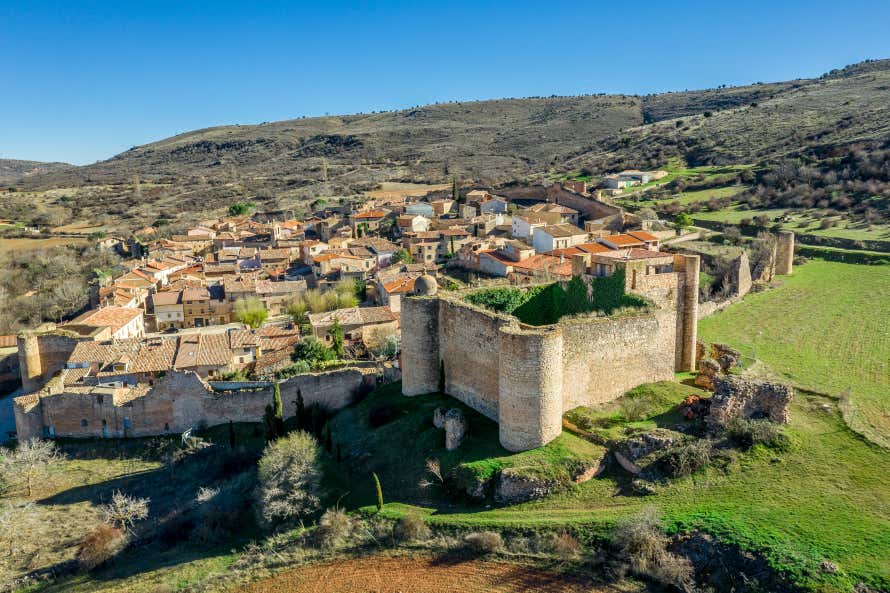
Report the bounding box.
[434,406,468,451]
[694,342,742,390]
[706,375,793,431]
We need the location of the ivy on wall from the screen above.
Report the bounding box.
[465,271,647,326]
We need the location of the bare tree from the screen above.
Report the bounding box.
[257,431,321,525]
[0,438,63,498]
[100,491,150,533]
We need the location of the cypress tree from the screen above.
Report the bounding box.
[295,389,305,430]
[272,381,284,437]
[373,472,383,512]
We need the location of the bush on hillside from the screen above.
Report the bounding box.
[315,508,355,550]
[464,531,503,554]
[658,439,712,478]
[76,524,128,570]
[394,512,431,543]
[257,431,321,525]
[611,506,693,590]
[547,531,582,559]
[725,418,790,451]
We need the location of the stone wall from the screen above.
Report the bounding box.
[14,367,376,440]
[776,231,794,276]
[17,333,81,394]
[401,254,699,451]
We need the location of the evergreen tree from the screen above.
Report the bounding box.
[330,317,344,358]
[228,420,236,450]
[452,176,459,202]
[373,472,383,512]
[295,389,305,430]
[264,381,285,441]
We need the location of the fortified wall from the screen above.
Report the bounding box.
[402,254,699,451]
[17,331,83,394]
[14,367,376,440]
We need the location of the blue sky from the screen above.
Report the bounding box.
[2,0,889,165]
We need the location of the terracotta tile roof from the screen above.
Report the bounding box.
[600,234,645,247]
[174,334,232,369]
[151,291,182,306]
[577,242,613,254]
[255,280,306,295]
[627,230,660,242]
[260,248,291,260]
[67,307,142,334]
[182,288,210,302]
[354,209,388,219]
[308,306,398,328]
[0,335,16,349]
[544,247,585,257]
[383,276,417,294]
[596,248,673,261]
[538,224,587,238]
[228,329,260,348]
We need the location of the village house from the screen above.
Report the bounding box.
[480,197,510,214]
[62,307,146,341]
[532,223,589,253]
[351,209,389,236]
[511,211,563,239]
[405,202,435,218]
[255,279,306,315]
[396,214,431,235]
[308,306,399,349]
[150,291,184,330]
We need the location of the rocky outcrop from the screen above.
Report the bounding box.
[494,468,560,504]
[707,376,793,430]
[444,408,467,450]
[711,343,742,372]
[432,407,447,429]
[694,358,722,390]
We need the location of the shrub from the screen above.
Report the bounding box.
[257,431,321,525]
[611,507,693,589]
[659,439,712,478]
[464,531,503,554]
[547,531,582,559]
[368,404,398,428]
[619,397,648,422]
[76,524,128,570]
[725,418,789,451]
[315,508,355,550]
[394,512,431,543]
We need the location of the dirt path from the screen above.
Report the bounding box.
[239,554,637,593]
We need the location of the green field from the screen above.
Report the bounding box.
[694,204,890,242]
[699,260,890,448]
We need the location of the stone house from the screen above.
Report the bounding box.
[151,291,184,330]
[308,306,399,349]
[63,307,145,341]
[532,224,588,253]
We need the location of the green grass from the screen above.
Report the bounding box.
[327,383,602,509]
[362,260,890,592]
[694,204,890,242]
[699,260,890,448]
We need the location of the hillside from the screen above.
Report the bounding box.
[0,158,72,184]
[567,59,890,172]
[6,59,890,230]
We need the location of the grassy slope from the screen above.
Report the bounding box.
[694,205,890,242]
[699,260,890,447]
[371,261,890,592]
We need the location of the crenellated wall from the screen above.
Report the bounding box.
[401,254,700,451]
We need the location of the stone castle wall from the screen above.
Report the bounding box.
[14,367,374,440]
[18,333,81,394]
[776,231,794,276]
[401,254,699,451]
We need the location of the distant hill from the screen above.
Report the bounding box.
[0,159,73,184]
[8,58,890,227]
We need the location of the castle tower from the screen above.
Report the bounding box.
[776,231,794,275]
[498,327,563,452]
[17,334,43,394]
[400,297,440,396]
[680,254,700,372]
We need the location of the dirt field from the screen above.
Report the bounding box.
[239,555,640,593]
[365,182,450,200]
[0,236,88,255]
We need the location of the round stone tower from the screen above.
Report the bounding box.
[497,326,563,452]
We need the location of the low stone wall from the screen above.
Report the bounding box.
[14,367,377,440]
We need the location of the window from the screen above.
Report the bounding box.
[101,419,107,427]
[164,422,170,431]
[81,419,89,427]
[124,418,131,429]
